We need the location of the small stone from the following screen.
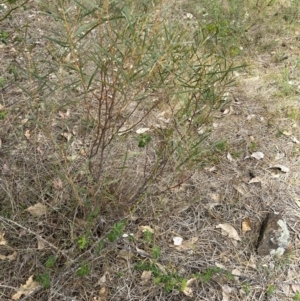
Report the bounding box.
[257,213,290,256]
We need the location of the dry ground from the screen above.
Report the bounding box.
[0,1,300,300]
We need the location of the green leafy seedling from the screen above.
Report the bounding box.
[96,239,106,255]
[137,134,152,148]
[0,111,7,120]
[107,220,126,242]
[267,284,275,295]
[36,273,51,288]
[0,77,6,88]
[293,291,300,301]
[77,235,89,250]
[152,245,161,259]
[45,255,56,268]
[0,31,9,44]
[143,229,152,244]
[77,264,90,277]
[242,282,251,296]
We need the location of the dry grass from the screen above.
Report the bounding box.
[1,0,300,300]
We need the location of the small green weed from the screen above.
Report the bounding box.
[196,267,221,284]
[214,139,228,153]
[77,264,90,277]
[135,262,184,292]
[143,229,153,244]
[276,130,283,138]
[45,255,56,269]
[95,239,106,255]
[107,220,126,242]
[267,284,275,295]
[0,77,6,88]
[152,245,161,259]
[293,291,300,301]
[231,150,242,159]
[0,31,9,44]
[242,282,251,296]
[137,134,152,148]
[35,273,51,288]
[250,142,257,152]
[0,111,7,120]
[77,235,90,250]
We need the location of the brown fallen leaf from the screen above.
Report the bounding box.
[174,237,198,251]
[269,164,290,173]
[250,151,264,160]
[93,286,109,301]
[11,275,40,300]
[116,249,133,261]
[25,203,48,217]
[61,132,72,141]
[291,284,300,294]
[182,278,196,297]
[141,271,152,284]
[216,224,241,241]
[222,285,233,301]
[241,218,252,233]
[139,225,154,233]
[37,236,46,250]
[248,176,262,184]
[0,231,7,245]
[0,250,17,261]
[24,130,31,139]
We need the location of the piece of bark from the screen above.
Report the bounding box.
[257,213,290,256]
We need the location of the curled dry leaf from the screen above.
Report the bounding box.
[222,108,230,115]
[291,136,300,144]
[250,152,264,160]
[67,154,79,161]
[233,184,249,196]
[93,287,109,301]
[182,278,196,297]
[139,225,154,233]
[248,176,262,184]
[241,218,252,233]
[0,250,17,261]
[116,249,133,261]
[231,269,241,281]
[118,126,132,135]
[11,275,40,300]
[96,273,107,286]
[291,284,300,294]
[61,132,72,141]
[174,237,198,251]
[275,152,285,161]
[222,285,233,301]
[0,231,7,245]
[53,178,63,190]
[283,131,292,136]
[37,236,46,250]
[294,198,300,208]
[215,262,226,269]
[204,166,217,172]
[269,164,290,173]
[135,247,151,258]
[24,130,31,139]
[210,193,222,203]
[227,152,234,162]
[141,271,152,283]
[216,224,241,241]
[136,127,150,134]
[25,203,48,217]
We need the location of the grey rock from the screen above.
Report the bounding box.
[257,213,290,256]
